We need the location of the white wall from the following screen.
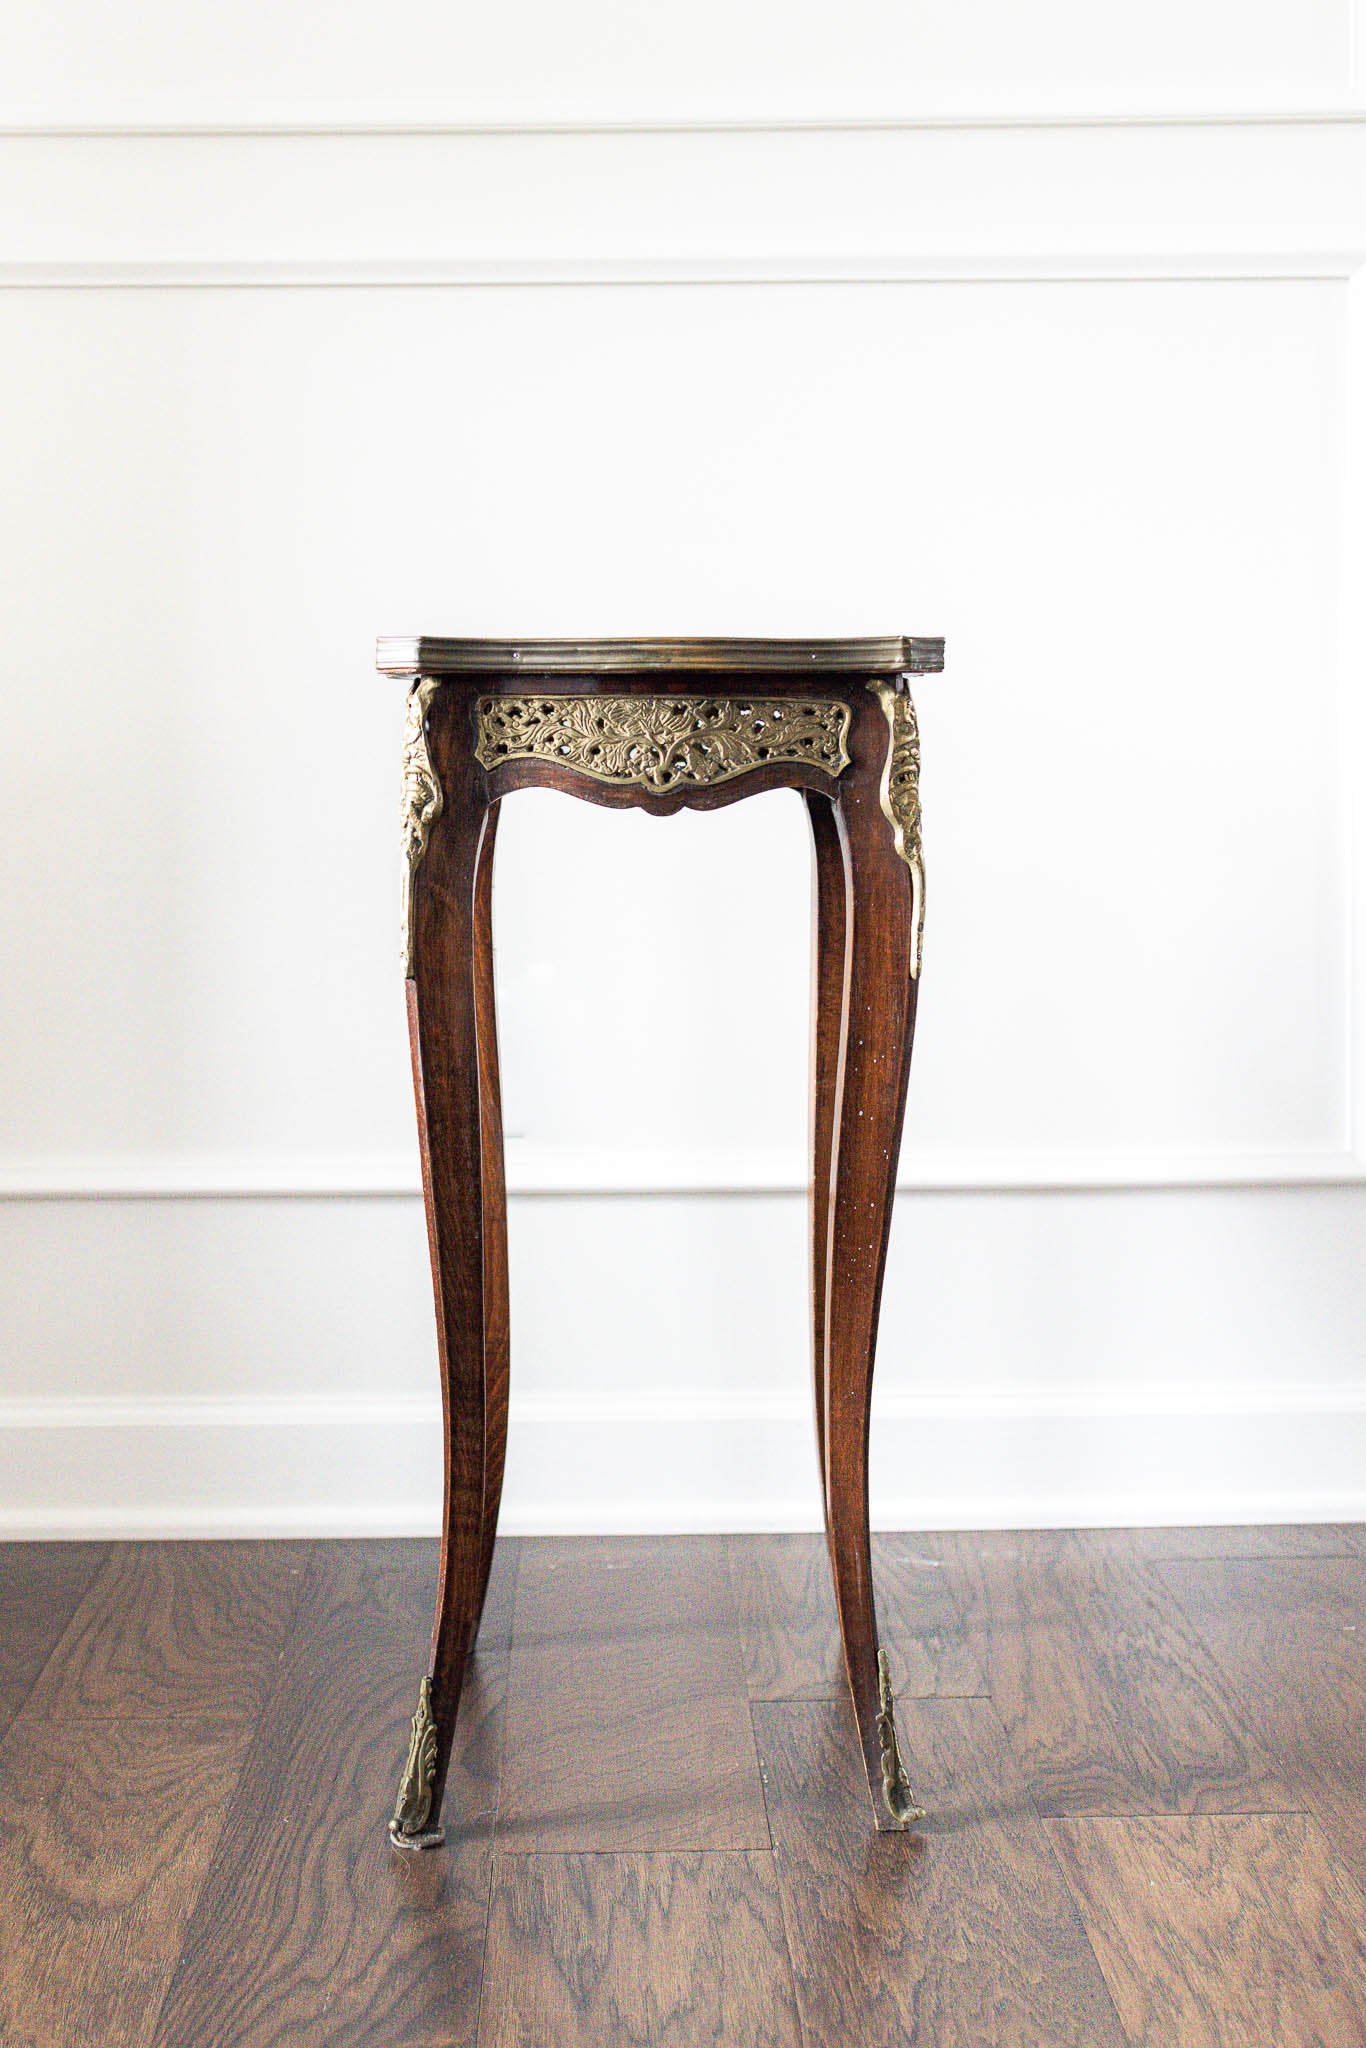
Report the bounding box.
[3,6,1366,1534]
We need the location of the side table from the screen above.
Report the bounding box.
[376,635,944,1845]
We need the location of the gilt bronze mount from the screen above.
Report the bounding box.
[389,1676,443,1850]
[474,694,852,791]
[380,634,944,1839]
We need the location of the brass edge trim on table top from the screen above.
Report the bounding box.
[876,1648,926,1829]
[389,1675,445,1850]
[868,677,925,980]
[379,635,945,677]
[400,677,443,979]
[474,693,851,792]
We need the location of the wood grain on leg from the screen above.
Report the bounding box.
[823,687,922,1827]
[932,1530,1295,1815]
[1048,1812,1366,2048]
[471,798,510,1639]
[806,790,846,1516]
[498,1537,769,1852]
[478,1853,802,2048]
[754,1693,1127,2048]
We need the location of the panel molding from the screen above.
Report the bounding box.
[2,117,1364,284]
[1,102,1363,138]
[2,256,1360,289]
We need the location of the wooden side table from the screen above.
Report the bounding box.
[376,634,944,1846]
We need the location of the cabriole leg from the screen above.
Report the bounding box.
[825,680,926,1830]
[391,681,500,1851]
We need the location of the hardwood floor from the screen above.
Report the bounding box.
[754,1693,1128,2047]
[1,1525,1363,2046]
[1046,1812,1366,2047]
[481,1853,802,2048]
[498,1537,769,1853]
[927,1529,1297,1816]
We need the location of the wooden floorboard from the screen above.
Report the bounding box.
[0,1705,256,2048]
[728,1532,986,1701]
[0,1542,107,1740]
[23,1539,312,1723]
[754,1692,1128,2047]
[1048,1812,1366,2047]
[4,1526,1366,2046]
[930,1530,1296,1816]
[152,1538,517,2048]
[479,1853,802,2048]
[1122,1523,1356,1561]
[497,1536,770,1853]
[1155,1554,1366,1878]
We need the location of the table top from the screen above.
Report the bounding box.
[377,635,944,678]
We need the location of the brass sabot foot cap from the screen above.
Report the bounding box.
[883,1786,927,1829]
[388,1819,446,1852]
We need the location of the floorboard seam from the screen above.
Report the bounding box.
[491,1844,789,1857]
[0,1543,110,1746]
[1006,1713,1135,2048]
[748,1698,778,1854]
[145,1538,322,2048]
[744,1687,992,1703]
[1144,1549,1355,1563]
[488,1538,521,1852]
[1037,1805,1317,1821]
[471,1844,498,2048]
[737,1705,810,2048]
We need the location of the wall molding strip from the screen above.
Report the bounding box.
[0,105,1363,140]
[2,256,1361,290]
[0,1145,1362,1200]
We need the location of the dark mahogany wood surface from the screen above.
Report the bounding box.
[3,1525,1365,2047]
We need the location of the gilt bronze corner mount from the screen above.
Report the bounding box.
[876,1648,925,1829]
[869,678,925,979]
[400,678,443,979]
[389,1675,444,1851]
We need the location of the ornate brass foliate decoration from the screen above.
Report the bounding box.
[868,679,925,979]
[389,1675,444,1850]
[474,694,851,792]
[400,678,443,978]
[876,1648,925,1828]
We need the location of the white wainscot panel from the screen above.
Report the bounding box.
[0,279,1348,1183]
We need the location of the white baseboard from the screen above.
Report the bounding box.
[2,1390,1363,1538]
